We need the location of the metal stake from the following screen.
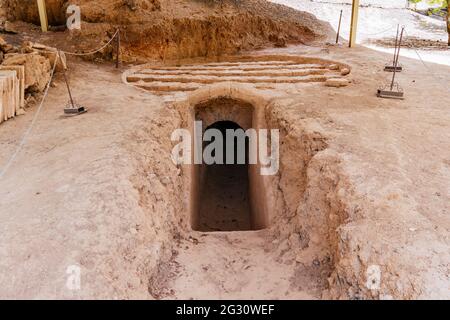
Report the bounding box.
[393,24,400,66]
[336,10,343,44]
[116,29,120,69]
[60,52,87,116]
[390,27,404,91]
[62,66,76,109]
[385,24,403,72]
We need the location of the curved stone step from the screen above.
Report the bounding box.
[137,82,201,92]
[132,68,328,78]
[137,63,325,72]
[130,74,330,84]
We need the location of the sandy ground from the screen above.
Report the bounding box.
[0,40,449,298]
[0,63,169,299]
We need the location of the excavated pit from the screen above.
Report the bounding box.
[159,82,353,299]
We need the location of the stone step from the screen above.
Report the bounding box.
[137,63,325,72]
[0,65,25,109]
[137,82,201,92]
[128,74,329,84]
[133,68,328,78]
[195,61,298,66]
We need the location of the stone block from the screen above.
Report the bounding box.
[0,65,25,109]
[0,70,19,124]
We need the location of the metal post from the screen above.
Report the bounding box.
[61,65,76,109]
[349,0,360,48]
[390,27,404,91]
[116,29,120,69]
[392,24,400,66]
[336,10,343,44]
[36,0,48,32]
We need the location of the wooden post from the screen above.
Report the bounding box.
[349,0,360,48]
[36,0,48,32]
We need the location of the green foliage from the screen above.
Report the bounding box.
[408,0,448,8]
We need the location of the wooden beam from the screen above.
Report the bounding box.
[349,0,360,48]
[36,0,48,32]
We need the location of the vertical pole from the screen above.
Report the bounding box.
[36,0,48,32]
[60,52,75,109]
[116,29,120,69]
[390,27,404,91]
[336,10,343,44]
[349,0,360,48]
[392,24,400,66]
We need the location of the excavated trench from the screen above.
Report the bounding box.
[153,83,352,298]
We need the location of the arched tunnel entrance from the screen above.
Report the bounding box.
[188,96,270,232]
[196,120,251,232]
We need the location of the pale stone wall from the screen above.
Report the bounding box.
[0,70,20,124]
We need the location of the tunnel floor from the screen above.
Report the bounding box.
[197,163,252,232]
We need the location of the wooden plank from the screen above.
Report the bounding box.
[349,0,360,48]
[36,0,48,32]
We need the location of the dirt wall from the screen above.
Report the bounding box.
[3,0,68,25]
[3,0,334,60]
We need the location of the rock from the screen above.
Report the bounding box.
[325,78,350,88]
[4,21,18,34]
[20,41,34,54]
[3,44,14,53]
[0,36,7,51]
[31,44,67,71]
[39,49,67,72]
[340,68,351,76]
[25,94,36,106]
[3,53,51,93]
[0,36,14,53]
[16,108,26,115]
[269,34,287,48]
[31,43,48,50]
[288,233,302,248]
[328,64,339,70]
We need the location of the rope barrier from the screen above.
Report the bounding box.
[35,29,119,56]
[62,29,119,56]
[358,25,397,36]
[0,30,121,179]
[402,30,447,81]
[0,52,59,180]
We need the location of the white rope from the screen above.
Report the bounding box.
[0,30,120,179]
[0,52,59,180]
[34,29,119,56]
[402,30,446,81]
[358,25,397,36]
[62,29,119,56]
